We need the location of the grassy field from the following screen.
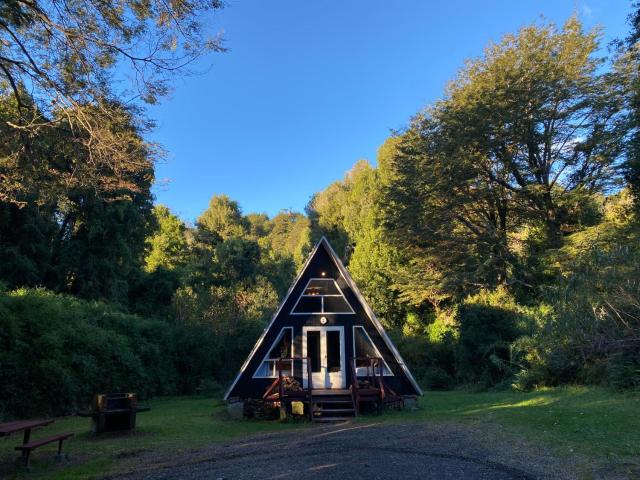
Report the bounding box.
[0,387,637,479]
[388,387,640,460]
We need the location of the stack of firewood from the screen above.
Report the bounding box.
[282,376,303,392]
[243,399,278,420]
[358,379,371,389]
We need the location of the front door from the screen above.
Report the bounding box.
[302,326,345,389]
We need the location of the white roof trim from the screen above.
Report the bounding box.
[252,327,294,379]
[224,236,423,399]
[223,237,325,400]
[353,325,393,376]
[320,238,423,396]
[290,277,355,315]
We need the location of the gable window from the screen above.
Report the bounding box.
[353,326,393,376]
[253,327,293,378]
[291,278,355,315]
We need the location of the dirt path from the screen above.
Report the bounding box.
[111,421,580,480]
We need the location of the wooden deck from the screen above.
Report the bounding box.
[312,389,351,395]
[262,356,403,422]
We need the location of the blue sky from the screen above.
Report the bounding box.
[148,0,633,222]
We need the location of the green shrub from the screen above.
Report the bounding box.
[0,288,220,419]
[420,367,454,390]
[606,353,640,390]
[455,291,523,387]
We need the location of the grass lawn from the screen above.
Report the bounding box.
[0,387,637,479]
[0,397,305,480]
[384,386,640,460]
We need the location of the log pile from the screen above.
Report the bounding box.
[282,376,303,392]
[358,379,372,389]
[243,399,278,420]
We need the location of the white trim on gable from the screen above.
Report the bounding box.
[290,277,355,315]
[352,326,394,376]
[252,327,294,379]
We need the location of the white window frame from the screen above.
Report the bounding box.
[290,278,355,315]
[352,326,394,376]
[252,327,294,378]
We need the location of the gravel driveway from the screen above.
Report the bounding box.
[112,421,580,480]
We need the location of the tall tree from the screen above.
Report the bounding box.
[439,17,624,244]
[379,129,510,303]
[0,94,154,302]
[623,2,640,210]
[144,205,190,273]
[0,0,224,204]
[264,210,312,268]
[306,183,351,260]
[380,17,626,303]
[197,195,247,243]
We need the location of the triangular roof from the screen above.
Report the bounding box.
[223,236,422,399]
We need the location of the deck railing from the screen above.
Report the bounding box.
[350,356,387,413]
[352,356,386,396]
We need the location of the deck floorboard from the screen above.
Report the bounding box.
[311,389,352,395]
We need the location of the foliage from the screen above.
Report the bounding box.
[0,288,219,419]
[0,93,155,307]
[307,160,406,327]
[259,210,312,268]
[379,17,627,305]
[455,289,526,386]
[513,192,640,390]
[173,278,279,378]
[621,3,640,211]
[0,0,225,204]
[144,205,190,274]
[196,195,247,242]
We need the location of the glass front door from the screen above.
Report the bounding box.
[302,326,345,389]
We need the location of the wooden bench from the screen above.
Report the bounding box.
[15,432,74,467]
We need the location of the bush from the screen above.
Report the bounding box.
[392,323,457,389]
[195,378,224,397]
[606,353,640,391]
[455,290,524,387]
[420,367,454,390]
[0,288,219,419]
[511,209,640,390]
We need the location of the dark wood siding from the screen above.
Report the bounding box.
[226,241,420,399]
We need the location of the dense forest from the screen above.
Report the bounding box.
[1,3,639,418]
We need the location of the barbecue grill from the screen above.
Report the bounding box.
[79,393,150,434]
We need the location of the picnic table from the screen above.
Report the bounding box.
[0,419,73,468]
[0,419,54,444]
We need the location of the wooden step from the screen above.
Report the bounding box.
[312,389,351,395]
[314,408,355,413]
[313,417,353,423]
[313,399,353,404]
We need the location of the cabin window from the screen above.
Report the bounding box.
[326,330,341,373]
[307,330,321,373]
[291,278,355,314]
[353,326,393,376]
[253,327,293,378]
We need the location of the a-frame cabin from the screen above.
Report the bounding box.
[224,237,422,421]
